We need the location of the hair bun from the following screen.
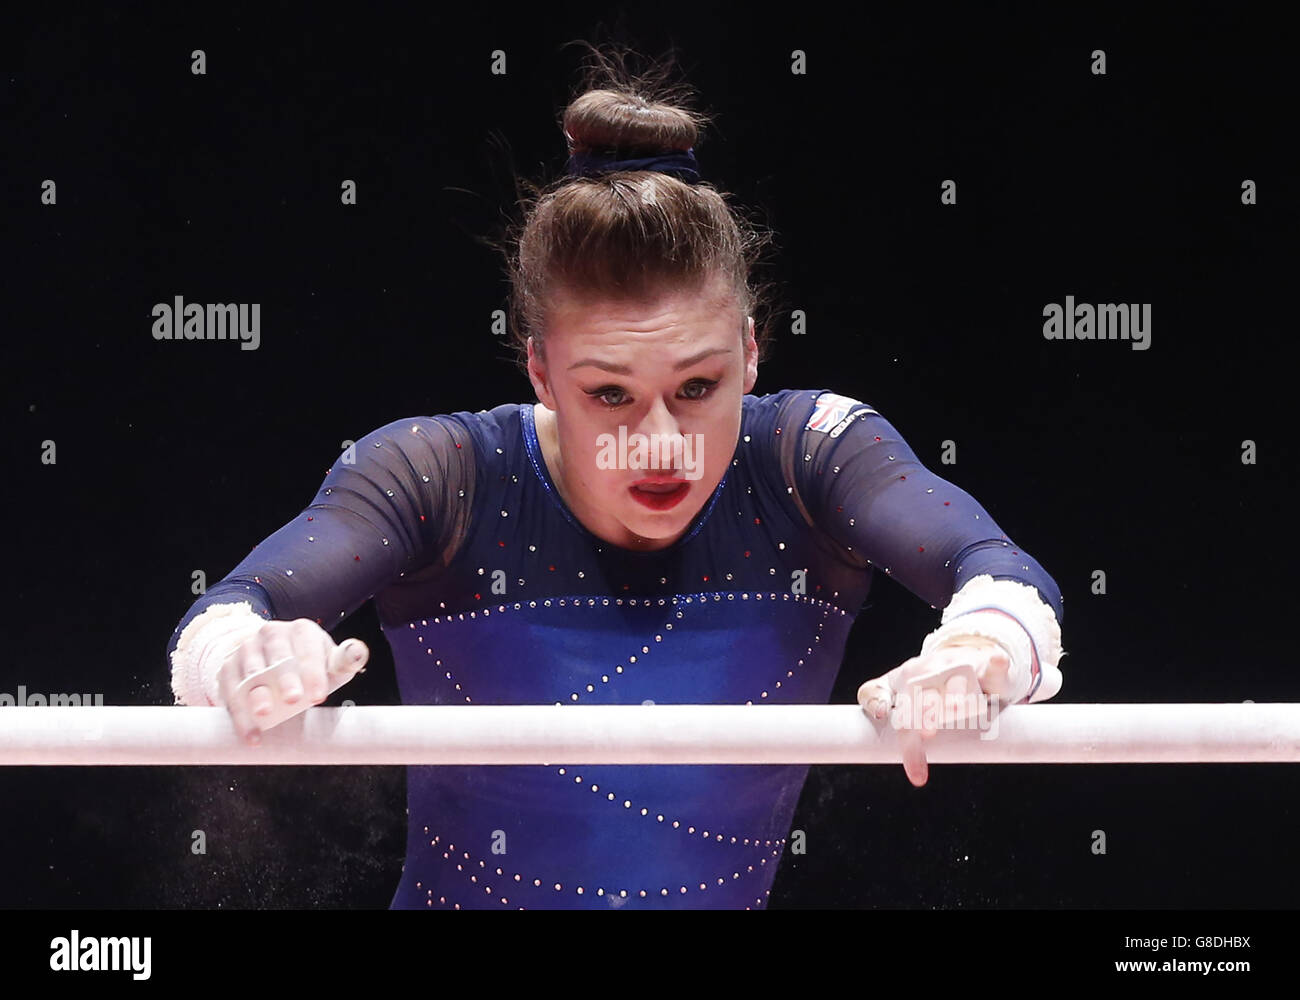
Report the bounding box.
[562,90,699,158]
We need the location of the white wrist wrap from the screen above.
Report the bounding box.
[920,574,1065,704]
[170,601,269,707]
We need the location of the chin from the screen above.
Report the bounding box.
[635,516,688,536]
[625,499,700,532]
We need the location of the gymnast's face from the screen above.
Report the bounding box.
[527,281,759,551]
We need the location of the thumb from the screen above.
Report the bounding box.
[858,657,920,719]
[858,678,893,720]
[328,638,370,676]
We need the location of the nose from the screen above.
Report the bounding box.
[636,396,687,473]
[638,394,681,438]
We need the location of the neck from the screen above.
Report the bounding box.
[533,402,671,550]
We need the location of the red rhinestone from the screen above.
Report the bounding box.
[753,517,761,525]
[703,575,710,582]
[355,555,361,561]
[549,565,555,572]
[474,593,481,601]
[900,475,906,480]
[874,436,881,442]
[455,442,462,449]
[836,506,843,512]
[943,501,950,506]
[744,550,751,558]
[307,516,314,521]
[499,541,505,547]
[918,546,925,552]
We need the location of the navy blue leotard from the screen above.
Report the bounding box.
[166,388,1063,908]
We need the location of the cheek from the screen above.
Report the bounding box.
[571,430,627,492]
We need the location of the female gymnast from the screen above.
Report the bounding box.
[166,47,1065,909]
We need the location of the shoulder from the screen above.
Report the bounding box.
[744,388,880,443]
[359,402,526,462]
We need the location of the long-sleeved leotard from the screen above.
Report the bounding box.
[166,388,1064,909]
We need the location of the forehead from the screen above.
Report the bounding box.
[546,286,741,353]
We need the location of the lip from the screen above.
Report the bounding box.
[629,479,690,511]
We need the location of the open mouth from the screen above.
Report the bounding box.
[629,480,690,510]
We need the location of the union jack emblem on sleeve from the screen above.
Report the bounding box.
[805,392,876,437]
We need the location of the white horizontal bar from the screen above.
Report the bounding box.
[0,704,1297,765]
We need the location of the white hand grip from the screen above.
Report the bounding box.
[901,661,982,700]
[228,642,366,731]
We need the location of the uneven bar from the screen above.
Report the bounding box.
[1,704,1297,765]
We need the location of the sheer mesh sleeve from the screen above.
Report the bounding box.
[778,390,1064,625]
[165,414,478,662]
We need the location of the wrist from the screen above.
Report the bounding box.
[170,601,269,706]
[923,575,1065,704]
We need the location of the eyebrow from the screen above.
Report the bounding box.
[567,346,733,375]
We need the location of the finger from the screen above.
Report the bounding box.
[919,686,944,735]
[276,669,305,705]
[226,684,264,745]
[862,657,923,704]
[257,626,293,682]
[943,672,969,725]
[251,628,297,713]
[229,630,269,687]
[977,649,1013,697]
[858,678,893,720]
[248,684,275,718]
[885,656,924,689]
[289,623,330,703]
[328,638,369,679]
[223,634,274,733]
[899,729,928,787]
[310,640,333,703]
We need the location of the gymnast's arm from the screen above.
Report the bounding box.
[165,415,478,724]
[786,392,1065,703]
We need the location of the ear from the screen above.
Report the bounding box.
[742,316,758,394]
[526,337,556,408]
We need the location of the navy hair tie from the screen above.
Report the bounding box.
[565,146,700,184]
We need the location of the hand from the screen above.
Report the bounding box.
[857,638,1011,788]
[218,618,369,744]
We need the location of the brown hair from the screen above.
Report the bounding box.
[492,39,781,375]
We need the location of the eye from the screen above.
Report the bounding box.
[681,378,718,400]
[590,386,630,408]
[587,379,719,409]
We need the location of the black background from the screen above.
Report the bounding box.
[4,2,1297,910]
